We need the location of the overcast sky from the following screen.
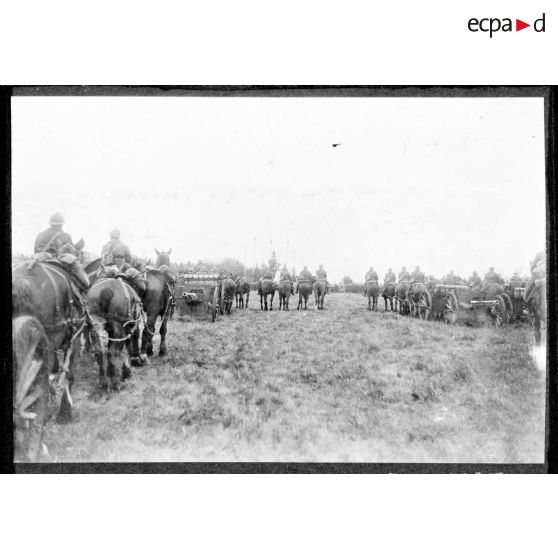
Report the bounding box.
[11,96,546,282]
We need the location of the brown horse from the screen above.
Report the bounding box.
[297,280,313,310]
[364,280,380,311]
[259,279,276,311]
[381,281,397,312]
[86,277,143,392]
[13,315,52,461]
[235,276,251,309]
[278,280,293,310]
[396,281,411,315]
[12,260,87,428]
[313,279,327,310]
[141,270,174,358]
[220,277,237,315]
[408,282,431,320]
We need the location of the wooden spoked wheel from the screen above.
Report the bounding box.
[417,290,431,320]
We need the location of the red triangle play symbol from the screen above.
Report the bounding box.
[516,19,530,31]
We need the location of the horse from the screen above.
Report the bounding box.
[297,280,313,310]
[220,277,237,315]
[12,260,87,427]
[381,281,397,312]
[408,282,431,320]
[278,280,293,310]
[13,315,52,461]
[526,281,546,346]
[364,280,380,311]
[235,276,251,309]
[141,269,174,358]
[259,278,276,311]
[396,281,411,315]
[86,277,143,392]
[155,248,172,268]
[313,279,327,310]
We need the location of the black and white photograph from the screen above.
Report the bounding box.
[8,88,549,466]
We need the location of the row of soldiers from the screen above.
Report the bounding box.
[364,265,518,287]
[31,212,545,307]
[363,260,544,303]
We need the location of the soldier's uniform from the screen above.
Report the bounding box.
[34,213,73,258]
[280,267,294,294]
[384,269,396,283]
[101,229,132,266]
[484,268,503,284]
[316,265,327,279]
[468,272,482,288]
[296,266,313,293]
[398,268,411,281]
[411,267,426,284]
[365,268,378,282]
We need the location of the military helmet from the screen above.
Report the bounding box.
[110,228,120,239]
[50,212,65,226]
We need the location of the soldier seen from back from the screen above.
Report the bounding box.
[398,266,410,281]
[411,265,426,284]
[468,271,482,288]
[296,265,314,293]
[365,266,378,282]
[34,212,74,258]
[280,265,295,295]
[101,229,132,266]
[484,266,504,284]
[316,264,327,279]
[34,213,89,312]
[384,268,396,283]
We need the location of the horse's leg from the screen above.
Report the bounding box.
[367,293,371,310]
[269,293,274,311]
[535,314,541,346]
[108,340,126,392]
[260,294,264,310]
[158,314,168,356]
[141,316,157,357]
[245,291,249,309]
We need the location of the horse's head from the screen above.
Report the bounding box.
[155,248,171,268]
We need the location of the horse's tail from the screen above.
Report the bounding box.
[12,277,34,316]
[98,287,114,315]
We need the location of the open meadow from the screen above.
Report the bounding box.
[42,293,546,463]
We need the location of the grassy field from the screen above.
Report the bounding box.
[41,293,546,463]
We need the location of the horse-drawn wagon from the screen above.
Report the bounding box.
[174,273,221,322]
[431,283,511,326]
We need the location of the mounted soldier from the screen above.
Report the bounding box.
[279,265,295,295]
[33,213,89,312]
[384,268,396,283]
[468,271,482,288]
[398,266,411,281]
[411,265,426,284]
[34,212,74,258]
[365,266,378,282]
[101,229,132,266]
[296,265,313,294]
[484,266,504,284]
[316,264,327,280]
